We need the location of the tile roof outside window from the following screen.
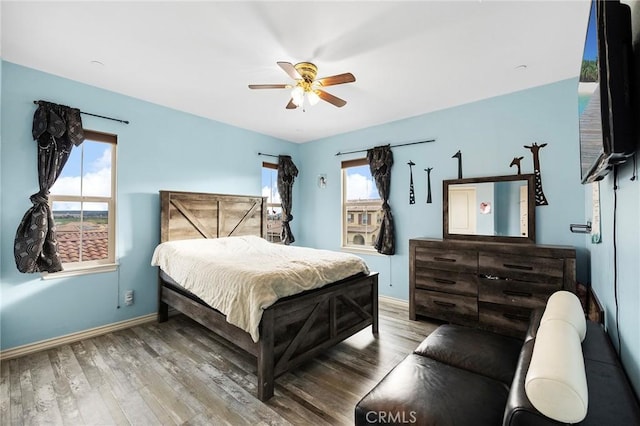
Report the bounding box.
[56,222,109,263]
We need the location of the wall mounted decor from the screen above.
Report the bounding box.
[317,174,327,188]
[452,150,463,178]
[408,161,416,204]
[510,156,524,175]
[425,167,433,204]
[524,143,549,206]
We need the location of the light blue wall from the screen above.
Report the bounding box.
[586,145,640,396]
[582,0,640,396]
[296,78,589,301]
[0,62,298,350]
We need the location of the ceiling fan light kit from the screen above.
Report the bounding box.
[291,85,321,107]
[291,86,305,106]
[249,61,355,109]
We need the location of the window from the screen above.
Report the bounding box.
[341,159,382,250]
[262,162,282,243]
[49,130,117,272]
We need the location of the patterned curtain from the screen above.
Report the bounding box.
[367,145,395,255]
[14,101,85,273]
[277,155,298,245]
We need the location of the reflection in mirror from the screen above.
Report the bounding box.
[443,174,535,244]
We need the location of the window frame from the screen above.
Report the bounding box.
[46,130,118,277]
[341,158,381,253]
[262,161,283,244]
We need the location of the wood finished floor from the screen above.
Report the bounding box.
[0,298,439,426]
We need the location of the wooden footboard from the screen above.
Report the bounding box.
[159,270,379,401]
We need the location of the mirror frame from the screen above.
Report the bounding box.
[443,174,536,244]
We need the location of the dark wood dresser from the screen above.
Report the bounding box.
[409,238,576,337]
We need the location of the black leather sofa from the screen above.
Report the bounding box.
[355,309,640,425]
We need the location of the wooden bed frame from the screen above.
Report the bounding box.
[156,190,379,401]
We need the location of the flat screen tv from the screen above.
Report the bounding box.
[578,0,636,184]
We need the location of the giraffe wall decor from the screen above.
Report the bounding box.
[524,143,549,206]
[510,156,524,175]
[425,167,433,204]
[408,161,416,204]
[452,150,462,178]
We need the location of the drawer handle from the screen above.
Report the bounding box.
[503,290,532,298]
[434,278,456,285]
[480,274,499,280]
[433,300,456,308]
[434,256,456,263]
[503,263,533,271]
[503,313,530,322]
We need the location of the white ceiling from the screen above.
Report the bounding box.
[1,1,591,143]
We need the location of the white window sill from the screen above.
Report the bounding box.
[41,263,119,280]
[340,246,387,256]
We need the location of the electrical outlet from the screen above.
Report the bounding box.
[124,290,134,306]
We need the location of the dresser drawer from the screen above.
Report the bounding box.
[478,277,557,309]
[415,247,477,273]
[414,289,478,323]
[415,268,477,296]
[478,302,531,338]
[478,253,564,285]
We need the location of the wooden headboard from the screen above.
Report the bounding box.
[159,190,267,243]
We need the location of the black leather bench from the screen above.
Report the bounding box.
[355,309,640,425]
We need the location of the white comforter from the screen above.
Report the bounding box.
[151,236,370,342]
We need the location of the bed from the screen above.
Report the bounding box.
[153,190,379,401]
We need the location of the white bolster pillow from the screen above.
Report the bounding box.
[541,290,586,341]
[525,319,588,423]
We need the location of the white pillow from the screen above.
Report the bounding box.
[541,290,586,341]
[525,319,588,423]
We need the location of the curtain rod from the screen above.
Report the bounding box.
[335,139,436,156]
[33,100,130,124]
[258,152,279,158]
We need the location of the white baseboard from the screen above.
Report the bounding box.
[379,295,409,308]
[0,313,157,361]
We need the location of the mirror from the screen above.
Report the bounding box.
[443,174,536,244]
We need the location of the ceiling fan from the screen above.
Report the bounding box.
[248,61,355,109]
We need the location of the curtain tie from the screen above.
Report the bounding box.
[29,191,50,205]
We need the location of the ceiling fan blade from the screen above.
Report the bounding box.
[286,99,298,109]
[317,73,356,87]
[248,84,291,89]
[317,90,347,108]
[277,62,301,80]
